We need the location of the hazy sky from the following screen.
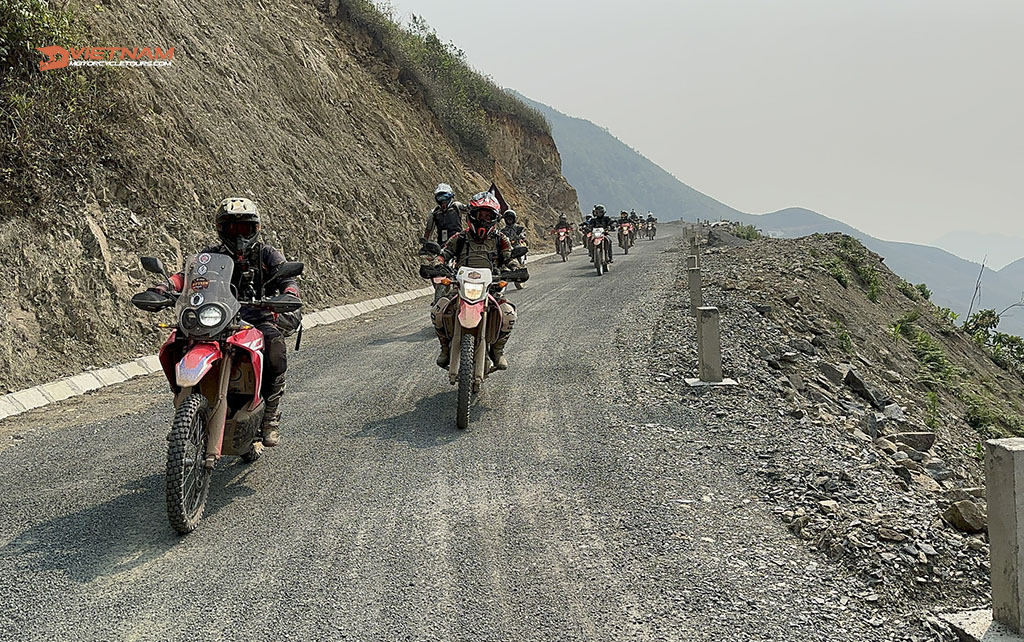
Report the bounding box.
[387,0,1023,248]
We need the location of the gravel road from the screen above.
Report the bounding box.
[0,227,901,641]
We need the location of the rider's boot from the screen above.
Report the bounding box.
[490,333,510,370]
[261,378,285,446]
[436,329,451,368]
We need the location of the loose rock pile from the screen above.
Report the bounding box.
[638,229,1021,639]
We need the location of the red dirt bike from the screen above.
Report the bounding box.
[420,247,528,429]
[553,228,572,261]
[131,254,302,534]
[590,226,611,276]
[618,222,635,254]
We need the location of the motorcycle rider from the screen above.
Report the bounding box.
[431,192,517,370]
[553,214,574,251]
[147,197,300,447]
[501,209,528,288]
[591,205,615,264]
[422,183,467,247]
[628,210,641,242]
[501,209,527,246]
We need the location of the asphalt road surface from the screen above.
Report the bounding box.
[0,227,886,641]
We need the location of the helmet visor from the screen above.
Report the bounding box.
[221,221,258,239]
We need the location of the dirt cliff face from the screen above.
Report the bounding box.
[0,0,579,391]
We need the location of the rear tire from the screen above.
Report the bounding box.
[166,393,212,534]
[456,333,474,430]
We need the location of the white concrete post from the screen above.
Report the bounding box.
[689,236,700,268]
[987,438,1024,632]
[696,306,724,383]
[686,255,697,269]
[688,267,703,316]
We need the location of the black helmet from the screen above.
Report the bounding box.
[594,204,606,215]
[216,197,261,256]
[503,209,517,225]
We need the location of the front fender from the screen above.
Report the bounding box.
[177,342,223,387]
[458,300,485,329]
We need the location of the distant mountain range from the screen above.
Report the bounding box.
[519,92,1024,335]
[931,230,1024,272]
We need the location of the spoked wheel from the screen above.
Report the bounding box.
[456,333,474,430]
[166,393,212,534]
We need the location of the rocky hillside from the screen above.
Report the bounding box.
[0,0,579,391]
[647,227,1024,635]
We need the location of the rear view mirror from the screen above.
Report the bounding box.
[141,256,167,276]
[510,246,528,259]
[272,261,304,282]
[423,241,442,255]
[264,261,304,292]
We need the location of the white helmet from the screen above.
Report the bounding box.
[434,183,453,196]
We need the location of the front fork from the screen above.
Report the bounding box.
[448,308,490,387]
[174,351,234,468]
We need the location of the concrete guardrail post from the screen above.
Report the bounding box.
[988,438,1024,633]
[685,307,737,387]
[686,255,697,269]
[688,267,702,316]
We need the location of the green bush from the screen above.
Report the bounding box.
[825,256,849,288]
[832,320,853,354]
[911,329,962,387]
[897,280,919,301]
[334,1,549,153]
[733,224,760,241]
[833,236,881,302]
[964,309,1000,337]
[916,283,932,300]
[0,0,76,77]
[936,307,959,325]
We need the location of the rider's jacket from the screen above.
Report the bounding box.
[501,223,527,245]
[439,229,513,270]
[424,202,468,244]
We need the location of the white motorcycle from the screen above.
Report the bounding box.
[420,248,528,429]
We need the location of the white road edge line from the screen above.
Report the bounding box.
[0,253,557,421]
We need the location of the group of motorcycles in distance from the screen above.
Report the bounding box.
[555,212,658,276]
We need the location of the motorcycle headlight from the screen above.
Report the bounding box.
[197,304,224,328]
[462,283,485,300]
